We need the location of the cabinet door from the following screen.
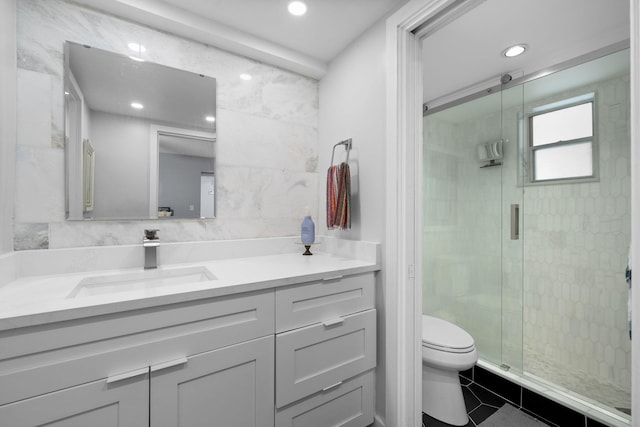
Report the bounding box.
[0,374,148,427]
[150,335,274,427]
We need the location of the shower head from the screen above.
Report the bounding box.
[500,74,513,85]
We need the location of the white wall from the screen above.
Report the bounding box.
[0,0,16,255]
[90,111,151,219]
[319,19,388,424]
[15,0,318,249]
[319,22,386,243]
[158,153,214,218]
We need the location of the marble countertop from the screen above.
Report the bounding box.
[0,250,379,331]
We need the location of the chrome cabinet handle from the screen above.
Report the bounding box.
[323,317,344,327]
[150,357,188,373]
[322,275,343,282]
[322,381,343,392]
[106,367,148,384]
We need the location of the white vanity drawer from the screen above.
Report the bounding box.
[0,290,275,367]
[275,308,376,408]
[0,290,275,406]
[275,272,375,332]
[275,371,374,427]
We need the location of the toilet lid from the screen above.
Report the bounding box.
[422,315,475,353]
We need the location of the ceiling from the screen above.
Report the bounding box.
[160,0,408,63]
[72,0,629,104]
[422,0,629,106]
[72,0,408,78]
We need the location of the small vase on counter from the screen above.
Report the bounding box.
[301,211,315,256]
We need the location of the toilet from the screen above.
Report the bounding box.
[422,315,477,426]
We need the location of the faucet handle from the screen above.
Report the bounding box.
[144,229,159,240]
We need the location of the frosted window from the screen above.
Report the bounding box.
[528,97,596,184]
[532,102,593,146]
[534,142,593,181]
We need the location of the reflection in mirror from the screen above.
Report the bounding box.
[152,127,215,219]
[64,41,216,220]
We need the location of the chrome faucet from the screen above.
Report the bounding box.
[143,229,160,269]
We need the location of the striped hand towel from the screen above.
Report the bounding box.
[326,162,351,230]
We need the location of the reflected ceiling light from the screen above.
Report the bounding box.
[288,1,307,16]
[128,42,146,61]
[239,73,252,81]
[205,115,216,122]
[130,102,144,109]
[64,91,70,95]
[127,42,146,53]
[503,44,527,58]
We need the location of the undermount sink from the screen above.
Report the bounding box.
[67,266,217,298]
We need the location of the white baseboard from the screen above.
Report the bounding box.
[372,414,385,427]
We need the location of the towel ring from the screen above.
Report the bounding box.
[330,138,352,166]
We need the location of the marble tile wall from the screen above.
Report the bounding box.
[521,75,631,410]
[15,0,319,250]
[0,0,17,255]
[423,72,631,410]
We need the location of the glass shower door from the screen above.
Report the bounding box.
[499,82,525,373]
[423,88,511,365]
[519,49,632,413]
[423,47,632,420]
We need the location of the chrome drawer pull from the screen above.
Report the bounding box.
[322,381,343,392]
[106,367,148,384]
[150,357,188,373]
[322,275,344,282]
[323,317,344,327]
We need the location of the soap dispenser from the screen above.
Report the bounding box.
[301,207,315,256]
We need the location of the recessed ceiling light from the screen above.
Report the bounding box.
[288,1,307,16]
[503,44,527,58]
[239,73,252,81]
[127,42,146,53]
[205,116,216,122]
[131,102,144,109]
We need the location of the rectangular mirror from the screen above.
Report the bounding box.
[64,41,216,220]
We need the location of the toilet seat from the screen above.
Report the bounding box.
[422,315,475,354]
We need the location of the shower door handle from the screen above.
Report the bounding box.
[511,204,519,240]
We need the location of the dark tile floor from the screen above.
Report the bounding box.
[422,374,515,427]
[422,366,619,427]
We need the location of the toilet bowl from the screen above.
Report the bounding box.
[422,315,477,426]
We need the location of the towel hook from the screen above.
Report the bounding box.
[330,138,352,166]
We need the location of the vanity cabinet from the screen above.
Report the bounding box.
[0,373,149,426]
[0,268,378,427]
[0,290,275,427]
[274,272,377,427]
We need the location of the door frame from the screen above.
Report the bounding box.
[385,1,640,426]
[148,124,215,218]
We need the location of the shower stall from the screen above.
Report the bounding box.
[422,47,631,421]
